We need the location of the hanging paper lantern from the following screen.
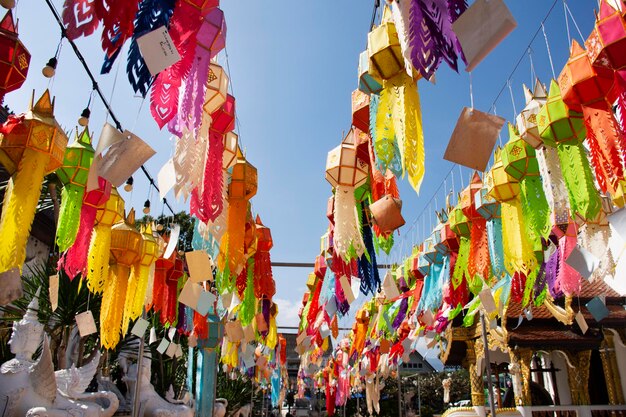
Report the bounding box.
[586,0,626,71]
[538,80,602,220]
[358,50,382,95]
[101,209,142,349]
[223,131,238,170]
[485,149,520,202]
[55,128,95,251]
[368,8,404,81]
[326,128,369,259]
[254,215,275,299]
[59,177,112,279]
[352,89,370,133]
[162,254,184,326]
[559,40,625,196]
[462,173,491,282]
[221,152,257,278]
[151,246,175,313]
[450,201,472,291]
[204,63,229,115]
[86,187,125,293]
[0,90,67,274]
[122,223,158,334]
[516,81,548,148]
[0,10,29,103]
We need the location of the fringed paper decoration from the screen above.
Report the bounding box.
[152,249,175,313]
[464,173,491,282]
[59,177,111,279]
[334,185,366,260]
[358,204,381,295]
[172,127,207,200]
[97,0,139,73]
[536,145,570,230]
[0,90,68,274]
[450,203,471,290]
[191,130,224,222]
[62,0,100,40]
[375,72,425,192]
[254,215,276,299]
[486,149,536,276]
[554,221,582,296]
[55,128,95,251]
[239,258,256,327]
[162,255,184,326]
[86,188,124,293]
[126,0,175,97]
[559,40,625,196]
[538,80,602,221]
[122,224,158,334]
[101,210,142,349]
[393,0,467,80]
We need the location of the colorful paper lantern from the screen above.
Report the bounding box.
[501,124,539,181]
[486,149,520,202]
[449,204,471,238]
[367,13,404,81]
[352,89,370,133]
[211,94,235,134]
[475,185,500,221]
[86,187,125,294]
[0,90,68,274]
[358,50,382,95]
[122,223,159,333]
[586,0,626,71]
[326,128,369,189]
[223,131,238,170]
[516,81,548,148]
[0,10,29,102]
[537,80,586,147]
[204,63,229,115]
[559,40,613,110]
[101,209,142,349]
[254,215,275,299]
[162,254,184,326]
[55,128,95,251]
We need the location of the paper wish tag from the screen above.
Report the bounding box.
[325,297,338,318]
[243,325,255,343]
[351,276,361,300]
[320,323,331,339]
[256,355,268,368]
[75,311,98,337]
[166,341,179,358]
[98,130,156,187]
[478,289,497,315]
[196,290,216,316]
[575,311,589,334]
[136,26,181,76]
[566,246,600,280]
[157,338,170,354]
[444,107,505,171]
[49,274,59,312]
[242,349,256,369]
[382,271,400,300]
[225,321,244,343]
[158,158,176,200]
[339,275,355,304]
[186,250,214,283]
[131,317,150,338]
[149,327,157,344]
[163,224,180,259]
[168,327,177,340]
[609,208,626,242]
[188,334,198,348]
[586,297,610,322]
[0,267,22,306]
[178,279,202,310]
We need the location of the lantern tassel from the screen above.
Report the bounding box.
[121,263,149,335]
[501,198,537,276]
[519,176,551,240]
[451,236,470,289]
[100,263,129,349]
[374,81,402,177]
[86,224,112,294]
[0,149,48,274]
[56,184,85,252]
[468,218,490,281]
[395,75,425,193]
[254,248,275,299]
[224,199,247,274]
[556,141,602,220]
[59,204,98,279]
[239,258,256,327]
[333,185,366,260]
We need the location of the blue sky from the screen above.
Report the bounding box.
[11,1,597,359]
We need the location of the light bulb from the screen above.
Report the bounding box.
[143,199,151,214]
[78,108,90,127]
[156,224,164,231]
[124,176,134,192]
[0,0,16,9]
[42,57,57,78]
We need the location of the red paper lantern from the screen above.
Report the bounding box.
[210,94,235,134]
[586,0,626,71]
[351,89,370,132]
[0,10,29,103]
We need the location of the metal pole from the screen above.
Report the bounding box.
[397,368,403,417]
[417,375,421,417]
[480,312,498,417]
[131,313,146,417]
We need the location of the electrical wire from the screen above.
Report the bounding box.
[43,0,176,216]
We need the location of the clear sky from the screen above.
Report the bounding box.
[10,0,598,363]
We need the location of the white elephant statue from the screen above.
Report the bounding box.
[0,291,119,417]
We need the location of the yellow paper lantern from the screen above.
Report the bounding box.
[223,130,238,170]
[367,8,404,81]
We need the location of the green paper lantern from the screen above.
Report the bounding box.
[56,127,94,187]
[486,150,520,202]
[501,124,539,181]
[450,204,471,238]
[537,80,586,147]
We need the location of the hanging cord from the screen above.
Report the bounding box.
[507,80,518,120]
[542,23,557,79]
[528,47,537,85]
[469,72,474,109]
[563,0,585,43]
[47,37,64,90]
[223,46,244,152]
[42,0,176,216]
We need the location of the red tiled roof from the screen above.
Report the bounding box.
[508,327,602,350]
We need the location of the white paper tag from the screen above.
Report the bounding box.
[339,275,355,304]
[243,325,255,343]
[575,311,589,334]
[566,245,600,280]
[158,158,176,200]
[157,338,170,354]
[49,274,59,312]
[76,311,97,337]
[382,271,400,300]
[163,224,180,259]
[609,208,626,242]
[175,344,183,358]
[136,26,181,76]
[131,317,150,338]
[178,279,202,310]
[168,327,176,340]
[186,250,214,283]
[165,341,178,358]
[197,290,216,316]
[149,327,157,344]
[351,276,361,300]
[98,130,156,187]
[319,323,331,339]
[478,289,497,315]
